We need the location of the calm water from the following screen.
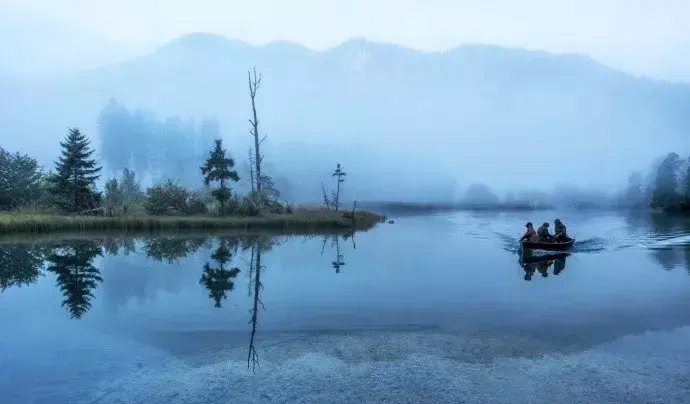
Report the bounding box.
[1,212,690,404]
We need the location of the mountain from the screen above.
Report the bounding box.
[2,33,690,201]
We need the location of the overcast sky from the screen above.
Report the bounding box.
[2,0,689,80]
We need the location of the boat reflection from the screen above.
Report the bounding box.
[518,251,570,281]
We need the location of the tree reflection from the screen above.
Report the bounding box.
[45,240,103,319]
[321,231,356,274]
[652,247,684,271]
[101,237,136,256]
[245,235,278,372]
[143,236,209,263]
[199,238,241,308]
[0,244,46,292]
[518,252,569,281]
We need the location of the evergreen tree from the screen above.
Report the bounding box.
[46,240,103,319]
[200,238,240,308]
[120,168,142,200]
[651,152,682,211]
[200,139,240,216]
[103,178,122,214]
[0,148,44,210]
[49,128,102,213]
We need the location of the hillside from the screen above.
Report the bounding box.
[2,33,689,201]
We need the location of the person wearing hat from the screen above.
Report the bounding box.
[554,218,568,242]
[537,222,554,242]
[520,222,538,242]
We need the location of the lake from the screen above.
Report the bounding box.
[1,211,689,404]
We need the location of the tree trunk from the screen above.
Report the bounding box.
[252,100,261,193]
[248,147,255,192]
[335,179,341,212]
[73,169,78,213]
[219,178,225,216]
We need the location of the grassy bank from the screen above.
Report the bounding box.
[0,210,383,235]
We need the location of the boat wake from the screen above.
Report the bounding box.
[647,235,690,249]
[570,237,608,253]
[486,223,689,255]
[497,234,622,255]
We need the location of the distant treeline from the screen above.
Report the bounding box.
[361,153,690,214]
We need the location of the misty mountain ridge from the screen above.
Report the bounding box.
[2,32,689,202]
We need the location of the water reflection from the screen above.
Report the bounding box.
[628,214,690,272]
[519,252,570,281]
[45,240,104,319]
[321,232,356,274]
[199,238,241,308]
[143,236,210,264]
[2,223,690,372]
[0,243,45,291]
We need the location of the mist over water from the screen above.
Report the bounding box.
[1,211,689,403]
[2,34,690,203]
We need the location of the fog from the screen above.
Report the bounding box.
[1,31,689,204]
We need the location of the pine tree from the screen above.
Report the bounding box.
[50,128,102,213]
[200,139,240,216]
[119,168,143,202]
[651,152,682,211]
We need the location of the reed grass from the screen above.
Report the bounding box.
[0,210,383,235]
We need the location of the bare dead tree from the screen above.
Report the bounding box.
[247,147,255,192]
[321,182,332,210]
[248,67,265,197]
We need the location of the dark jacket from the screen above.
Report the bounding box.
[520,227,537,242]
[555,222,567,237]
[537,225,552,240]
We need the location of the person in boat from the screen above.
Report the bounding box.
[520,222,538,242]
[554,218,568,242]
[537,222,554,242]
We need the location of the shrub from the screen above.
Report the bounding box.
[144,180,190,215]
[184,191,209,215]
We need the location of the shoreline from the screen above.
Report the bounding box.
[0,210,383,236]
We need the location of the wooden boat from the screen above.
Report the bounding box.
[520,238,575,251]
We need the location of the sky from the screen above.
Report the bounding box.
[1,0,690,80]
